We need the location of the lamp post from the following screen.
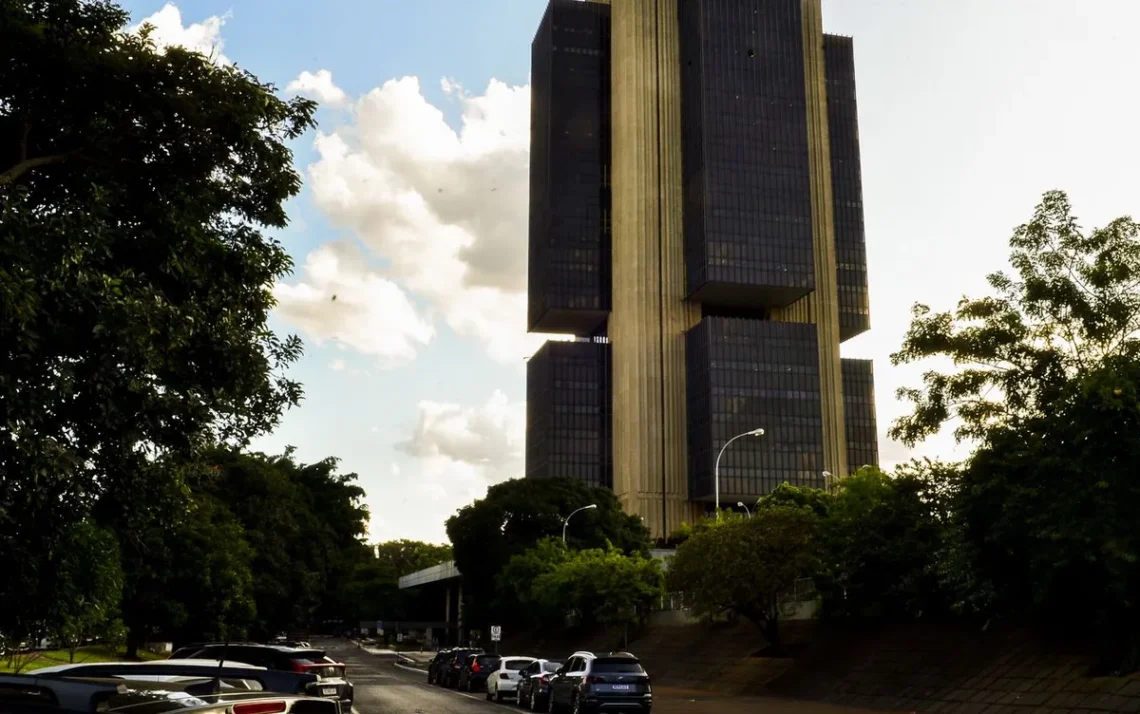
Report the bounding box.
[736,501,752,518]
[562,504,597,542]
[715,428,765,517]
[822,470,834,494]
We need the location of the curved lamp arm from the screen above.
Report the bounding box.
[562,504,597,542]
[715,428,765,517]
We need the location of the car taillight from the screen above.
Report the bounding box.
[231,702,287,714]
[585,676,605,684]
[499,673,510,680]
[539,675,549,684]
[472,662,480,672]
[290,661,308,673]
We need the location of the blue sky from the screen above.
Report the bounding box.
[119,0,1140,544]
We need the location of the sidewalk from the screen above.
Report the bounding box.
[653,687,901,714]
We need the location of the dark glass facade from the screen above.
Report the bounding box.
[679,0,815,309]
[686,318,825,501]
[825,34,871,342]
[525,2,877,514]
[841,358,879,470]
[527,0,611,336]
[525,340,612,489]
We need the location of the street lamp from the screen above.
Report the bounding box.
[736,501,752,518]
[822,470,834,493]
[715,428,765,517]
[562,504,597,542]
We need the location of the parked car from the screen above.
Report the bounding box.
[1,662,339,714]
[427,649,453,685]
[517,659,563,710]
[457,653,501,692]
[169,641,257,659]
[179,643,353,712]
[438,647,483,688]
[547,651,651,714]
[484,656,537,702]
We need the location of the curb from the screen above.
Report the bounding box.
[395,654,428,673]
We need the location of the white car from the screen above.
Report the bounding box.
[485,656,538,701]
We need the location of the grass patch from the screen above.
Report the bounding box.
[0,645,165,674]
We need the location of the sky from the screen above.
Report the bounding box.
[117,0,1140,545]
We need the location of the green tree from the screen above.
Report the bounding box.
[889,191,1140,447]
[446,477,650,629]
[343,540,453,625]
[374,540,452,578]
[50,521,125,662]
[756,482,835,518]
[888,192,1140,670]
[817,467,949,621]
[497,537,571,626]
[1,0,313,626]
[533,547,663,646]
[951,357,1140,669]
[200,448,370,638]
[667,507,820,649]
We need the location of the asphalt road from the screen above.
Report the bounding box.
[314,638,889,714]
[316,638,503,714]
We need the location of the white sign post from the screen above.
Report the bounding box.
[490,625,502,642]
[397,632,404,643]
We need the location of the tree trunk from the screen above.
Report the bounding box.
[125,631,140,659]
[762,616,781,654]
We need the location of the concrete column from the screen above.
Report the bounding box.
[610,0,703,540]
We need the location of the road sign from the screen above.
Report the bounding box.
[490,625,502,642]
[397,633,404,643]
[378,628,384,636]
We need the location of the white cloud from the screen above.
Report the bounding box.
[291,74,560,365]
[273,241,434,369]
[395,390,524,474]
[329,359,347,371]
[287,70,349,108]
[129,3,230,65]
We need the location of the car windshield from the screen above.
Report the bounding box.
[502,659,532,671]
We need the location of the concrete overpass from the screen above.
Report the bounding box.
[398,560,465,646]
[397,550,677,646]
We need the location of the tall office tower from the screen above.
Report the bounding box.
[526,0,876,538]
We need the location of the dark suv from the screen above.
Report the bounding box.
[427,649,453,685]
[180,643,353,712]
[547,652,651,714]
[437,647,483,688]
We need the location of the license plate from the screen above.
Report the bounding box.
[611,685,631,691]
[321,687,337,696]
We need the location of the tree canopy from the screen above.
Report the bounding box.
[667,507,820,648]
[890,191,1140,446]
[1,0,315,646]
[889,191,1140,670]
[446,477,651,629]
